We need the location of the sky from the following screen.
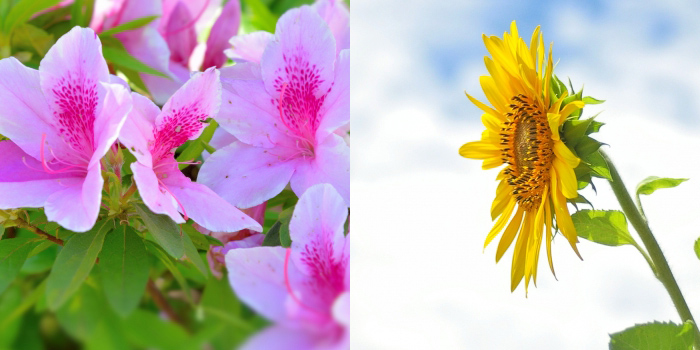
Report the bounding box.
[351,0,700,348]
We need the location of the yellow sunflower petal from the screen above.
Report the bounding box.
[490,180,510,220]
[553,157,578,198]
[480,76,509,115]
[459,141,500,159]
[553,140,580,168]
[496,206,525,262]
[481,112,503,133]
[465,92,500,118]
[526,185,548,286]
[482,157,503,169]
[558,101,585,124]
[544,200,555,277]
[484,198,517,249]
[510,212,532,292]
[550,168,582,259]
[547,113,561,141]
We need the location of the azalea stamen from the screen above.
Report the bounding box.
[39,133,87,175]
[152,160,202,171]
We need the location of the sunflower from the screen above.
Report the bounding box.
[460,21,585,292]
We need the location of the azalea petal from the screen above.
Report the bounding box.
[160,0,218,35]
[313,0,350,54]
[225,246,299,324]
[202,0,240,69]
[91,82,131,167]
[141,61,191,106]
[131,162,183,223]
[164,1,197,66]
[290,134,350,205]
[239,325,321,350]
[225,31,274,64]
[0,57,59,160]
[217,66,290,148]
[0,141,83,208]
[290,184,348,274]
[119,93,160,166]
[161,170,262,233]
[152,68,221,160]
[202,128,238,160]
[261,7,336,100]
[332,291,350,327]
[44,164,103,232]
[39,26,110,161]
[198,141,297,209]
[315,49,349,141]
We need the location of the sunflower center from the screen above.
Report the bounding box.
[500,94,553,211]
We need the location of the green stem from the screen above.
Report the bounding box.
[601,150,700,348]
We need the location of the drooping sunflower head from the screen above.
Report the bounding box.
[460,21,604,293]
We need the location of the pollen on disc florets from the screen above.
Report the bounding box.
[500,94,554,211]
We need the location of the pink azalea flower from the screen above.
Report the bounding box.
[198,6,350,209]
[197,202,267,278]
[118,67,261,233]
[226,184,349,350]
[225,0,348,64]
[0,27,132,232]
[92,0,239,104]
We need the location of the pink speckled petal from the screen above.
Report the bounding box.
[315,49,348,140]
[224,31,273,64]
[226,246,300,324]
[44,163,103,232]
[261,7,335,100]
[119,93,160,166]
[131,162,183,223]
[313,0,349,54]
[39,27,111,166]
[151,68,221,161]
[164,1,197,66]
[91,82,131,167]
[289,134,349,205]
[239,325,320,350]
[217,64,292,148]
[198,141,298,209]
[202,0,240,69]
[0,57,61,161]
[160,167,262,232]
[141,60,190,105]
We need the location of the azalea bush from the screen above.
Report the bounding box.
[0,0,349,349]
[460,21,698,349]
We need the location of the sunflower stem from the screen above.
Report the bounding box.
[601,150,700,348]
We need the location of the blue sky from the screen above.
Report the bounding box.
[352,0,700,349]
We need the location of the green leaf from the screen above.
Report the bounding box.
[0,237,39,295]
[572,209,635,246]
[636,177,688,197]
[85,319,129,350]
[176,121,218,170]
[243,0,278,33]
[609,321,694,350]
[10,23,54,56]
[133,203,185,259]
[584,150,612,180]
[583,96,605,105]
[102,46,169,78]
[122,309,191,350]
[199,273,242,324]
[278,207,293,247]
[182,228,208,277]
[143,241,192,302]
[70,0,94,28]
[98,225,150,317]
[98,15,156,37]
[56,281,110,342]
[0,278,45,330]
[3,0,60,35]
[694,237,700,261]
[0,285,22,347]
[262,221,282,246]
[46,219,113,310]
